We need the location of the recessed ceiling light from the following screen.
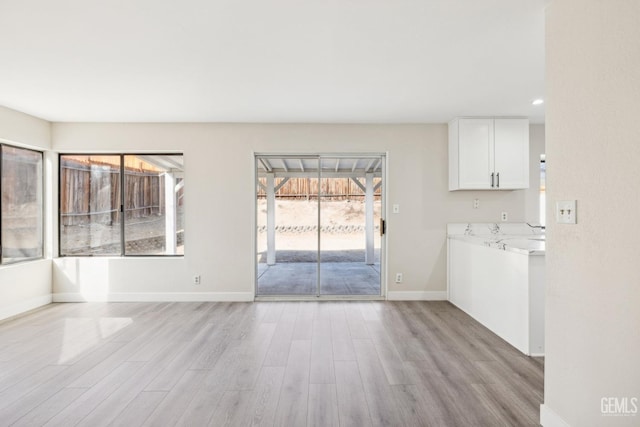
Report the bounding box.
[532,99,544,106]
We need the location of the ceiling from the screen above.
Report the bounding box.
[0,0,546,123]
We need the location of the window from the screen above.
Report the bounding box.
[1,145,44,264]
[59,154,184,256]
[124,155,184,255]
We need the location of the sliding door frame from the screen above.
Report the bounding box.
[254,152,387,301]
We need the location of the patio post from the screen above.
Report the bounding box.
[266,172,276,265]
[164,172,177,255]
[365,172,374,264]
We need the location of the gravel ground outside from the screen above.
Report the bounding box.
[60,208,185,255]
[257,199,382,263]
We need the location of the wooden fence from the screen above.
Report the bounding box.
[257,177,382,200]
[1,147,41,208]
[60,158,168,226]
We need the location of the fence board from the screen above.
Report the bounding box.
[256,177,381,200]
[60,159,165,226]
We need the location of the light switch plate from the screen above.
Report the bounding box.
[556,200,577,224]
[392,204,400,214]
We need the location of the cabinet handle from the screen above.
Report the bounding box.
[497,172,500,188]
[491,172,495,188]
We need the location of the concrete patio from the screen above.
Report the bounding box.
[257,261,381,296]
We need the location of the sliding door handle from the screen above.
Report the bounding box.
[380,218,386,236]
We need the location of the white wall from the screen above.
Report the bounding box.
[0,106,52,320]
[0,106,51,150]
[526,124,545,224]
[51,122,539,301]
[543,1,640,426]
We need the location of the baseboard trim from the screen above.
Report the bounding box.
[0,294,53,321]
[52,292,254,303]
[540,404,571,427]
[386,291,447,301]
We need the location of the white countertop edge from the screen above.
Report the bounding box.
[447,234,546,256]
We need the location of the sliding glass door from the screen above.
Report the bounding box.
[256,156,319,296]
[256,154,384,298]
[319,157,382,296]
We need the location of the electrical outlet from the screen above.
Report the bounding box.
[501,212,508,222]
[473,199,480,209]
[395,273,403,283]
[193,275,201,285]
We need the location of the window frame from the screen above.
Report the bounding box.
[0,143,45,265]
[58,153,184,258]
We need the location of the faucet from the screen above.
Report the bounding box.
[464,223,473,235]
[489,223,501,234]
[526,223,546,233]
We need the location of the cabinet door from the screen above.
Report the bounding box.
[448,239,474,312]
[458,118,493,189]
[494,118,529,189]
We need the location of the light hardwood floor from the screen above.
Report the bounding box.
[0,301,543,426]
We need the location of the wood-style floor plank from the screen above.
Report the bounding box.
[352,339,403,426]
[307,383,339,427]
[42,361,144,427]
[335,360,373,427]
[0,365,68,413]
[0,341,125,425]
[330,318,356,361]
[109,391,167,427]
[291,303,316,340]
[263,319,295,367]
[309,320,334,384]
[11,387,87,427]
[273,340,311,426]
[345,302,370,340]
[142,369,206,427]
[392,383,449,427]
[75,340,183,427]
[209,390,256,427]
[364,319,414,385]
[0,300,544,426]
[243,366,285,426]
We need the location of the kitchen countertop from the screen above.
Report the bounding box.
[447,223,546,256]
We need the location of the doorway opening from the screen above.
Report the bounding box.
[255,154,385,299]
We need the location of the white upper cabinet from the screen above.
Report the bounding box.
[493,118,530,189]
[449,117,529,190]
